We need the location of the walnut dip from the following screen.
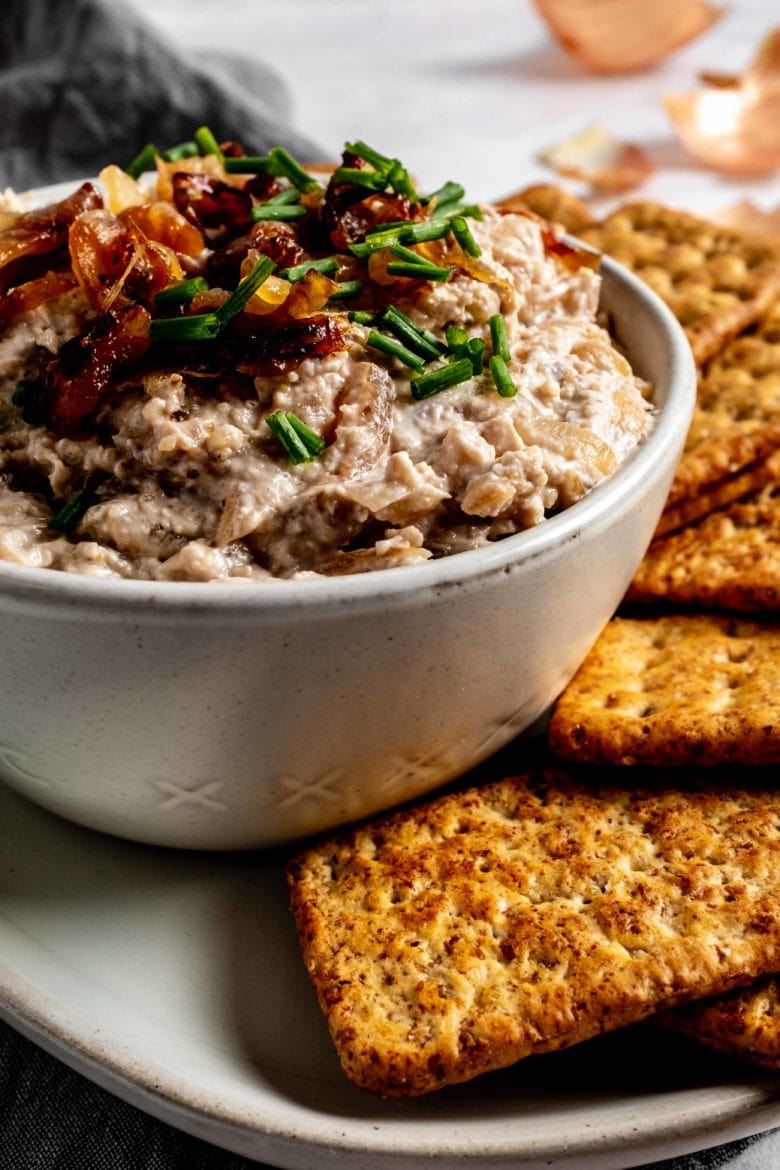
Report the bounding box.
[0,134,652,582]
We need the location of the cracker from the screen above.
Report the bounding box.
[657,449,780,536]
[661,976,780,1071]
[628,479,780,612]
[578,202,780,364]
[548,615,780,766]
[494,183,596,235]
[287,766,780,1096]
[665,297,780,506]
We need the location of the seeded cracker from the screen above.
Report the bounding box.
[662,976,780,1070]
[495,184,596,235]
[578,202,780,365]
[548,615,780,766]
[665,296,780,509]
[287,766,780,1096]
[628,478,780,612]
[657,448,780,537]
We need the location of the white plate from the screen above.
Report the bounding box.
[1,776,779,1170]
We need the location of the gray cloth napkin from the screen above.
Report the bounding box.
[0,0,320,188]
[0,2,776,1168]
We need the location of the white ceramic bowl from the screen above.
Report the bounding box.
[0,255,695,849]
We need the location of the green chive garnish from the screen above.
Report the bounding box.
[489,355,517,398]
[386,261,451,282]
[268,147,318,193]
[430,201,483,222]
[223,155,276,174]
[216,256,275,326]
[125,143,158,180]
[366,330,425,373]
[149,314,222,343]
[451,215,481,257]
[344,141,395,173]
[423,180,465,209]
[48,486,96,535]
[489,314,511,362]
[263,188,302,206]
[468,337,486,375]
[329,280,363,301]
[411,358,474,400]
[331,167,387,191]
[265,410,324,464]
[446,325,470,359]
[194,126,223,163]
[353,219,452,260]
[348,310,379,325]
[153,277,209,309]
[280,257,338,283]
[160,141,199,163]
[12,379,47,425]
[381,306,443,362]
[251,203,307,222]
[386,161,417,200]
[400,220,452,245]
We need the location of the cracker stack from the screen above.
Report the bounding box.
[287,195,780,1095]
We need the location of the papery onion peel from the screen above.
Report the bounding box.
[532,0,723,74]
[665,29,780,175]
[539,124,654,194]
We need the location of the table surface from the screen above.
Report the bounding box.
[132,0,780,213]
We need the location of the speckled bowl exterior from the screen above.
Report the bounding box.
[0,256,695,849]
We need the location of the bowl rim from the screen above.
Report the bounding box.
[0,249,695,613]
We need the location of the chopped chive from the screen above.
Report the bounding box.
[386,261,451,282]
[223,155,276,174]
[366,330,426,373]
[280,257,338,283]
[348,309,379,325]
[263,187,302,206]
[381,306,442,362]
[446,325,470,359]
[160,140,199,162]
[451,215,481,257]
[489,354,517,398]
[386,161,417,200]
[286,412,325,457]
[216,256,275,326]
[399,219,452,245]
[391,243,435,265]
[344,140,395,173]
[194,126,224,163]
[489,314,511,362]
[48,485,97,534]
[468,337,486,376]
[430,201,483,222]
[268,146,319,193]
[251,203,307,222]
[265,410,323,464]
[411,358,474,400]
[423,180,465,208]
[329,279,363,301]
[153,277,209,309]
[149,313,222,343]
[12,379,47,425]
[125,143,157,180]
[330,167,387,191]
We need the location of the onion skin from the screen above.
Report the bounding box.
[532,0,723,74]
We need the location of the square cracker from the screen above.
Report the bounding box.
[494,183,596,235]
[287,766,780,1097]
[548,615,780,766]
[661,975,780,1071]
[578,202,780,365]
[628,475,780,612]
[657,448,780,537]
[665,296,780,508]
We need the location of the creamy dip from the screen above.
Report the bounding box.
[0,147,652,581]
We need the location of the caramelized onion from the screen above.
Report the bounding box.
[0,182,102,284]
[45,304,151,432]
[533,0,722,73]
[120,202,205,258]
[69,210,183,310]
[236,315,346,377]
[0,270,78,327]
[172,173,253,238]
